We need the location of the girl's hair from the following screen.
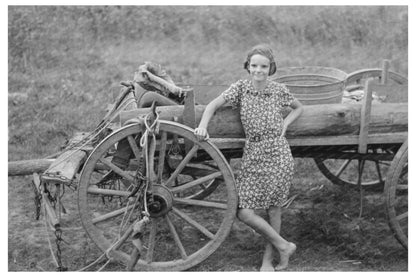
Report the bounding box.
[243,44,277,76]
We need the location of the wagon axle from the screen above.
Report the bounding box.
[146,185,173,218]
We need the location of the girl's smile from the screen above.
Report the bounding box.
[249,54,271,88]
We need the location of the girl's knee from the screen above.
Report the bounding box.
[267,206,282,218]
[237,208,254,222]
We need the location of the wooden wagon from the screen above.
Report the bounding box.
[9,61,408,271]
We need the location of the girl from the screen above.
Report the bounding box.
[194,44,303,271]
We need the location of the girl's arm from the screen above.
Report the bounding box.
[194,95,227,140]
[281,99,303,138]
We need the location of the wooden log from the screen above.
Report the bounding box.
[119,103,408,138]
[8,159,55,176]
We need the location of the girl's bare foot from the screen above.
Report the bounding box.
[259,262,274,272]
[275,242,296,271]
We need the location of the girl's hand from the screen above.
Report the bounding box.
[194,127,209,141]
[280,124,287,139]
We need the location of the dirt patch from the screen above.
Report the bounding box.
[8,166,407,271]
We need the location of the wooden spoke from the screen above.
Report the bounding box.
[374,160,384,184]
[199,183,207,190]
[181,163,217,176]
[157,131,168,183]
[113,224,134,251]
[165,145,199,187]
[165,214,187,259]
[173,198,227,209]
[146,219,157,263]
[391,196,406,207]
[127,135,143,162]
[99,158,135,182]
[335,159,352,177]
[396,184,408,190]
[399,165,408,179]
[172,207,215,240]
[87,186,131,197]
[357,160,366,184]
[92,205,135,224]
[396,212,408,222]
[170,171,222,193]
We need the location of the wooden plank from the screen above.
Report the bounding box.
[183,89,196,154]
[289,132,407,146]
[183,89,196,128]
[381,59,389,84]
[43,150,87,183]
[209,131,407,149]
[358,80,373,153]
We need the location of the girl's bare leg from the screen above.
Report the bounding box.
[237,208,296,271]
[260,206,282,271]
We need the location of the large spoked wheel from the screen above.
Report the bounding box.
[314,146,397,189]
[385,140,408,249]
[78,121,238,271]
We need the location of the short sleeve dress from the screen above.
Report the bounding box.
[221,79,295,209]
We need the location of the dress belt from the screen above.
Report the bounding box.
[248,133,280,142]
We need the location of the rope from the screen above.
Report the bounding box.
[139,111,160,216]
[119,192,141,236]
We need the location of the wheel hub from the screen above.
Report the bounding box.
[147,185,173,218]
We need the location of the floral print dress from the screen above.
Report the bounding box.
[222,79,295,209]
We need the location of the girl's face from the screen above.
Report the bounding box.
[249,54,270,82]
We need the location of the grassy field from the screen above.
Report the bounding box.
[8,6,408,271]
[8,6,408,160]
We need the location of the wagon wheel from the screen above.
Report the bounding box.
[166,155,225,200]
[314,146,396,189]
[78,120,237,271]
[345,69,407,92]
[384,140,408,249]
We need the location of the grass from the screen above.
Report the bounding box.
[8,6,408,161]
